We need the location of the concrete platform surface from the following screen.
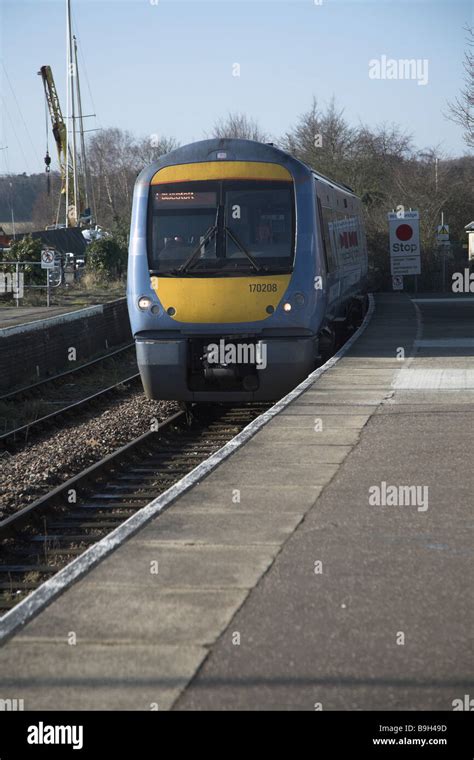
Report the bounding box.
[0,293,472,711]
[0,305,90,330]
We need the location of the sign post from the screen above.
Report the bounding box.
[15,261,20,308]
[41,249,55,307]
[436,223,450,243]
[388,211,421,290]
[436,215,450,292]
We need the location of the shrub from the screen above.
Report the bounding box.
[2,235,44,284]
[86,237,127,278]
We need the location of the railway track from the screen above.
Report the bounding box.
[0,342,135,404]
[0,403,269,614]
[0,343,139,449]
[0,321,361,616]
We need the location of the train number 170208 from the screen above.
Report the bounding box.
[248,283,278,293]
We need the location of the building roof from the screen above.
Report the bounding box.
[31,228,87,256]
[0,225,87,256]
[0,222,36,235]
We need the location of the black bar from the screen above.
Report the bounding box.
[0,711,472,757]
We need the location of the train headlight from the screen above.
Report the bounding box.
[283,302,292,312]
[294,292,305,306]
[138,296,152,310]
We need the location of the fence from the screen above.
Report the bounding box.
[0,260,63,307]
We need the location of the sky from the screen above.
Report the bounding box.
[0,0,472,176]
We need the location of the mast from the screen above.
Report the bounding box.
[73,34,90,217]
[65,1,69,227]
[67,0,78,226]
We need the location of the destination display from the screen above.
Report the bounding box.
[154,191,217,208]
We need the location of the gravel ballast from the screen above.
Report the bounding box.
[0,389,178,519]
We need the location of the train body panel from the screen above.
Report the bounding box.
[127,138,367,402]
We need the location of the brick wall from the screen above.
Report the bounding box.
[0,299,132,392]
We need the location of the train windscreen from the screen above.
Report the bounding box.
[148,180,294,275]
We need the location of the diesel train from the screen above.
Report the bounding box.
[127,138,368,403]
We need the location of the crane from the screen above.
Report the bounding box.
[38,64,79,227]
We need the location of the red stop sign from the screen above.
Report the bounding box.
[396,224,413,241]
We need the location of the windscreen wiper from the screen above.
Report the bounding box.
[178,207,219,274]
[177,225,217,273]
[225,227,264,272]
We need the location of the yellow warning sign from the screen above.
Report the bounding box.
[437,224,449,242]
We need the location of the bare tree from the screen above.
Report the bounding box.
[31,173,62,228]
[281,97,356,181]
[347,123,412,208]
[86,128,176,228]
[392,150,454,246]
[87,128,136,225]
[446,26,474,148]
[133,135,179,168]
[281,98,323,165]
[209,112,269,142]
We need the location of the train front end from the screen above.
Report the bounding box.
[127,139,322,402]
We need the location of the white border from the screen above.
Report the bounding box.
[0,295,375,644]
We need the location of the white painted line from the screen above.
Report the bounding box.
[0,298,126,338]
[0,295,375,644]
[0,304,103,338]
[411,298,474,304]
[393,368,474,390]
[405,301,423,369]
[415,338,474,348]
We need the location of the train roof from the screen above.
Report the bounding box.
[138,138,357,198]
[309,169,356,196]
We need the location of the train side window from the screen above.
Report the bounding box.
[320,204,338,271]
[317,197,330,272]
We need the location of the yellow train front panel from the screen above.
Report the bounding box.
[150,274,291,323]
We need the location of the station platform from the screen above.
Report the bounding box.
[0,298,130,392]
[0,293,472,710]
[0,305,94,331]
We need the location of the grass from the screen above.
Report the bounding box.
[0,271,126,309]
